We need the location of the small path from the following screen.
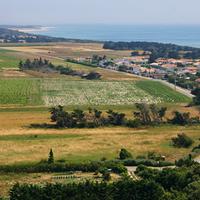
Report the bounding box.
[126,165,176,180]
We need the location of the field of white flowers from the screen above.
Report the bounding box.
[41,79,188,106]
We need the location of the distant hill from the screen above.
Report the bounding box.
[0,27,98,43]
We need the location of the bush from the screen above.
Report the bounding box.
[102,171,111,181]
[0,160,127,175]
[172,133,193,148]
[175,155,195,167]
[125,119,141,128]
[119,148,133,160]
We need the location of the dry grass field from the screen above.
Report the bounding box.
[0,106,199,165]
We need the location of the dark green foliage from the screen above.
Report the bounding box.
[107,110,125,126]
[48,149,54,164]
[49,104,198,129]
[103,41,200,59]
[192,88,200,105]
[185,181,200,200]
[10,179,165,200]
[102,171,111,181]
[84,71,101,80]
[8,161,200,200]
[175,155,195,167]
[119,148,132,160]
[123,159,173,167]
[172,133,193,148]
[0,160,127,174]
[125,119,141,128]
[19,59,100,80]
[170,111,191,125]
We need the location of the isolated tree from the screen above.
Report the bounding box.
[119,148,133,160]
[172,133,193,148]
[48,149,54,164]
[135,103,151,124]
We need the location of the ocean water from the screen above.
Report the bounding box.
[32,24,200,47]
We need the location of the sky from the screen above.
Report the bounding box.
[0,0,200,25]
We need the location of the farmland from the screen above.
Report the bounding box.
[0,49,20,69]
[0,78,42,105]
[0,43,199,198]
[0,78,191,106]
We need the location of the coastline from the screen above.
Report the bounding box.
[9,26,53,33]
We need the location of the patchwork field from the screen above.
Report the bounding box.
[0,78,191,106]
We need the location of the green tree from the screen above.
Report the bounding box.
[48,149,54,164]
[171,133,193,148]
[119,148,133,160]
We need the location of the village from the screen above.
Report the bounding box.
[69,52,200,90]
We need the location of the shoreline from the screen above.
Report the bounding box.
[9,26,54,33]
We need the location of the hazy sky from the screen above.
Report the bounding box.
[1,0,200,25]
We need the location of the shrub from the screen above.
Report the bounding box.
[126,119,141,128]
[170,111,190,125]
[175,154,195,167]
[119,148,133,160]
[102,171,111,181]
[172,133,193,148]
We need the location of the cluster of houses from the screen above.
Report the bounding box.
[74,55,200,83]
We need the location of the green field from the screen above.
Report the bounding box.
[135,80,190,103]
[0,78,191,106]
[0,49,20,69]
[0,79,42,105]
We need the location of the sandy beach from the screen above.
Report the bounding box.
[9,26,53,33]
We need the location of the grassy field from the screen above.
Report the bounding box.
[0,108,199,165]
[0,49,20,69]
[135,80,190,103]
[0,78,42,105]
[0,78,191,106]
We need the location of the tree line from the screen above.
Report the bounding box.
[9,162,200,200]
[103,41,200,61]
[49,104,200,128]
[19,58,101,80]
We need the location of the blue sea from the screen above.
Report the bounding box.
[32,24,200,48]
